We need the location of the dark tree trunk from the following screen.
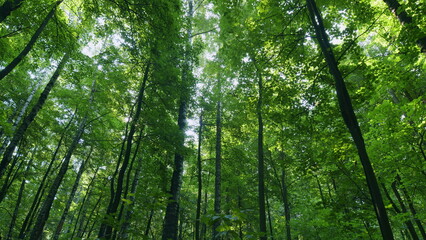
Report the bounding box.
[281,169,291,240]
[255,65,267,240]
[0,1,63,81]
[6,151,34,240]
[306,0,394,239]
[391,181,419,240]
[382,0,426,53]
[162,0,192,238]
[0,53,69,178]
[52,147,92,240]
[213,99,222,239]
[28,78,94,240]
[99,63,149,239]
[0,0,24,23]
[162,99,187,240]
[18,111,74,239]
[195,114,203,240]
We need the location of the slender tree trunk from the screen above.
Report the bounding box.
[6,150,34,240]
[145,208,155,237]
[382,0,426,53]
[213,99,222,239]
[195,114,203,240]
[52,147,92,240]
[71,167,99,239]
[391,180,419,240]
[17,111,74,239]
[0,53,70,178]
[266,191,274,240]
[0,1,63,81]
[0,78,42,156]
[396,175,426,239]
[281,168,291,240]
[306,1,394,238]
[0,0,24,23]
[99,63,149,239]
[255,64,267,240]
[28,79,94,240]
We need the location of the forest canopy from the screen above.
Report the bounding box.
[0,0,425,239]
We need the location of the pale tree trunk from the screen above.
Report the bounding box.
[0,78,42,156]
[0,1,63,81]
[306,0,394,238]
[0,52,70,179]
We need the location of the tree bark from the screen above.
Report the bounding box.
[281,169,291,240]
[306,0,394,239]
[0,52,69,179]
[213,99,222,239]
[0,1,63,81]
[6,149,34,240]
[28,78,94,240]
[52,147,92,240]
[195,114,203,240]
[18,110,75,239]
[382,0,426,53]
[162,0,192,238]
[99,63,149,239]
[0,0,24,23]
[255,64,267,240]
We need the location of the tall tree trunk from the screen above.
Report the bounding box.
[266,191,274,240]
[99,63,149,239]
[195,114,203,240]
[162,0,192,239]
[52,147,92,240]
[28,79,94,240]
[0,53,70,178]
[391,180,419,240]
[213,99,222,239]
[306,1,394,239]
[6,149,34,240]
[281,168,291,240]
[18,111,75,239]
[255,64,267,240]
[382,0,426,53]
[0,0,63,81]
[0,78,42,156]
[0,0,24,23]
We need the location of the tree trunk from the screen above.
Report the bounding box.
[6,149,34,240]
[28,78,94,240]
[213,99,222,239]
[281,169,291,240]
[382,0,426,53]
[18,111,75,239]
[99,63,149,239]
[255,64,267,240]
[195,114,203,240]
[162,0,192,238]
[0,1,63,81]
[306,0,394,238]
[0,52,69,178]
[0,0,24,23]
[266,191,274,240]
[391,180,419,240]
[52,147,92,240]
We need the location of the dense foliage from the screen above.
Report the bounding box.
[0,0,425,239]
